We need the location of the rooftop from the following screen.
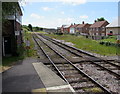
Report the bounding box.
[106,18,120,27]
[90,21,109,28]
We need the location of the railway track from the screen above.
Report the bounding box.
[32,33,115,94]
[37,33,120,78]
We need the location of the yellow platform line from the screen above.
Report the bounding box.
[32,88,47,94]
[32,84,75,94]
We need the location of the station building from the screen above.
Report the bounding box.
[2,2,23,56]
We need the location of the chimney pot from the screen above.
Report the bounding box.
[82,21,84,24]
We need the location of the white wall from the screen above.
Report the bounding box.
[106,27,119,36]
[70,28,75,34]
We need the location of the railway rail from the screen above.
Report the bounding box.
[37,33,120,78]
[32,33,115,94]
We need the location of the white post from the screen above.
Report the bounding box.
[2,37,5,56]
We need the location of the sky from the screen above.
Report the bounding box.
[21,1,118,29]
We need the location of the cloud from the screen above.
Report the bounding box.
[42,7,53,11]
[24,0,86,5]
[24,0,118,2]
[60,0,86,5]
[80,15,88,19]
[57,17,74,25]
[61,11,65,14]
[23,17,75,28]
[30,13,44,19]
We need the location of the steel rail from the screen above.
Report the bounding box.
[35,34,112,94]
[32,35,69,84]
[39,34,119,67]
[38,33,120,78]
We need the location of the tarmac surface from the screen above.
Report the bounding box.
[2,57,45,93]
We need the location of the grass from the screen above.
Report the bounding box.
[35,31,47,34]
[23,31,37,57]
[44,34,117,56]
[2,56,24,66]
[83,87,102,92]
[99,36,117,43]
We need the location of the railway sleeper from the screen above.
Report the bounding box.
[72,84,96,90]
[64,74,84,78]
[58,68,75,71]
[68,79,87,84]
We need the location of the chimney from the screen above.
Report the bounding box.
[74,23,75,25]
[94,20,97,23]
[82,21,84,24]
[71,23,73,26]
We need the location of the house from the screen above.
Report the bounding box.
[56,27,63,34]
[69,23,79,34]
[60,25,66,34]
[89,20,109,40]
[76,21,91,36]
[63,25,71,34]
[106,18,120,36]
[2,2,23,56]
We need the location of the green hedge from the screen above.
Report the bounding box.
[99,41,120,47]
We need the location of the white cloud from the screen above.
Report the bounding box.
[57,17,74,25]
[61,11,65,14]
[24,0,118,2]
[30,13,44,19]
[24,0,86,5]
[80,15,88,19]
[42,7,53,11]
[60,0,86,5]
[23,17,75,28]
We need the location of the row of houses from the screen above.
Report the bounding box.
[57,19,119,39]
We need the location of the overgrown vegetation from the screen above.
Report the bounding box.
[45,34,118,56]
[23,31,37,57]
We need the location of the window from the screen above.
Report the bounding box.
[96,28,99,31]
[102,27,105,31]
[102,33,105,36]
[110,31,113,33]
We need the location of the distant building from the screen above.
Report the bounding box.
[76,21,91,36]
[69,23,79,34]
[2,2,23,56]
[63,25,70,34]
[56,27,62,34]
[89,20,109,40]
[106,18,120,36]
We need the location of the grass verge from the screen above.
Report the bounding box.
[44,34,117,56]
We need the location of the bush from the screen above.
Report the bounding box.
[99,41,120,47]
[99,41,105,45]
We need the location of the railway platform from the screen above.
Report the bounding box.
[32,62,74,94]
[2,57,74,93]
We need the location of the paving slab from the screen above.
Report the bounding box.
[2,58,45,93]
[32,63,75,93]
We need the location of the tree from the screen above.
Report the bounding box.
[40,28,43,31]
[33,26,40,31]
[97,17,105,21]
[28,24,33,31]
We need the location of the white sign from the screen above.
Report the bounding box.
[15,31,20,36]
[117,35,120,40]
